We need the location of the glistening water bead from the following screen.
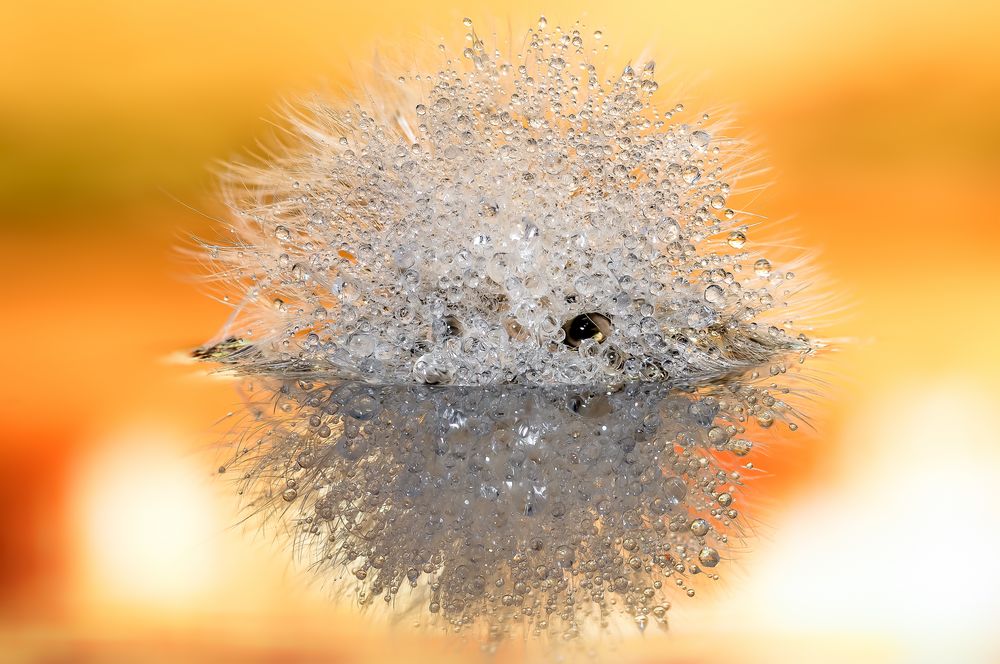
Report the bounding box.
[196,18,824,642]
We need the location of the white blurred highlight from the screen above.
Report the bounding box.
[716,377,1000,662]
[74,425,219,607]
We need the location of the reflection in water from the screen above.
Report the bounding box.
[220,378,763,642]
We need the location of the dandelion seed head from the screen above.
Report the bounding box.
[208,19,812,388]
[197,18,827,642]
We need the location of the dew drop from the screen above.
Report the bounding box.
[698,547,720,568]
[690,130,710,150]
[704,284,725,304]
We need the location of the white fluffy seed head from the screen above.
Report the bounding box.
[201,19,818,389]
[198,18,831,642]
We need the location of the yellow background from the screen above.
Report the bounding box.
[2,1,999,662]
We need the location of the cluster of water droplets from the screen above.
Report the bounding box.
[227,378,759,641]
[202,18,821,642]
[208,17,811,388]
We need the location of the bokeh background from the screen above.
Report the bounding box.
[3,1,999,662]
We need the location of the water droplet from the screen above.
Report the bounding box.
[690,519,709,537]
[728,439,753,456]
[661,217,680,242]
[346,394,379,420]
[704,284,725,304]
[347,333,376,357]
[663,476,687,503]
[690,130,710,150]
[555,544,576,568]
[698,547,720,568]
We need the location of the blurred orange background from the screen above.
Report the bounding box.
[2,1,999,662]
